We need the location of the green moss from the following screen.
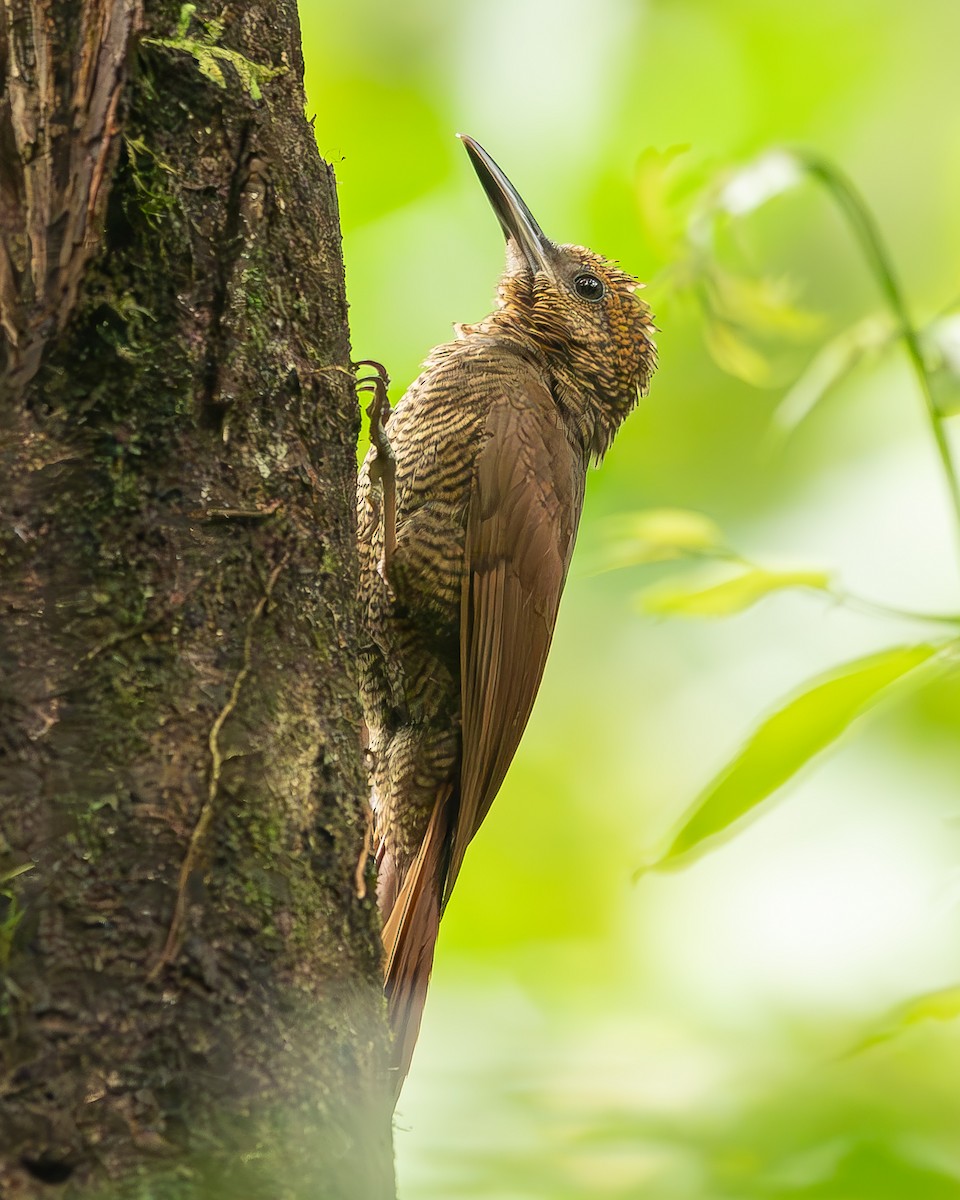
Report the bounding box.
[69,795,121,865]
[3,8,388,1185]
[242,266,267,316]
[0,864,33,969]
[123,137,180,231]
[142,4,287,102]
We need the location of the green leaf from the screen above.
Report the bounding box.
[709,270,823,340]
[924,312,960,376]
[638,566,831,617]
[923,313,960,416]
[850,984,960,1056]
[0,863,34,886]
[702,316,775,386]
[596,508,727,571]
[639,643,942,874]
[633,144,698,259]
[930,368,960,418]
[772,314,894,436]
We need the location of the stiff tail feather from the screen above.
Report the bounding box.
[381,786,452,1101]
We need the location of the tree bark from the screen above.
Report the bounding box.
[0,2,395,1197]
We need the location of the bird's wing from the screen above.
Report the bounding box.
[444,383,584,906]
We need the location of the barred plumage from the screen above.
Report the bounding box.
[357,136,657,1099]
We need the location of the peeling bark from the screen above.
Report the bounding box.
[1,0,142,398]
[0,2,395,1197]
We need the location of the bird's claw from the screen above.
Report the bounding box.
[354,360,397,583]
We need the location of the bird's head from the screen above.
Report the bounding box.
[457,134,657,458]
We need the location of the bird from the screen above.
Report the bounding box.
[356,133,657,1099]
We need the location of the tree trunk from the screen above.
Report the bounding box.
[0,2,395,1197]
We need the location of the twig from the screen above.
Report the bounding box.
[797,152,960,552]
[189,499,282,520]
[354,804,375,901]
[147,554,288,980]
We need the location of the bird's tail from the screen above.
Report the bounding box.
[380,786,452,1102]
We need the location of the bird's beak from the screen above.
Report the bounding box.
[458,134,554,275]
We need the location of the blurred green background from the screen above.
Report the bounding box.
[302,1,960,1195]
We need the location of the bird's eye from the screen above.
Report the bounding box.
[573,273,605,302]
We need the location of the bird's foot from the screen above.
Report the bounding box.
[355,360,397,583]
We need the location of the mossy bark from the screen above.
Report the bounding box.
[0,2,395,1196]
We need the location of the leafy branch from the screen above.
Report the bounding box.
[644,149,960,516]
[619,148,960,885]
[594,506,960,627]
[635,643,950,874]
[795,152,960,548]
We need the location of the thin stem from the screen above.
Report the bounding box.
[796,151,960,549]
[829,587,960,629]
[733,546,960,627]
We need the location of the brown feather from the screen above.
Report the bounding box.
[447,386,583,904]
[358,197,656,1100]
[381,783,453,1097]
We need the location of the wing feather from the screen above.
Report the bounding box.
[444,383,584,905]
